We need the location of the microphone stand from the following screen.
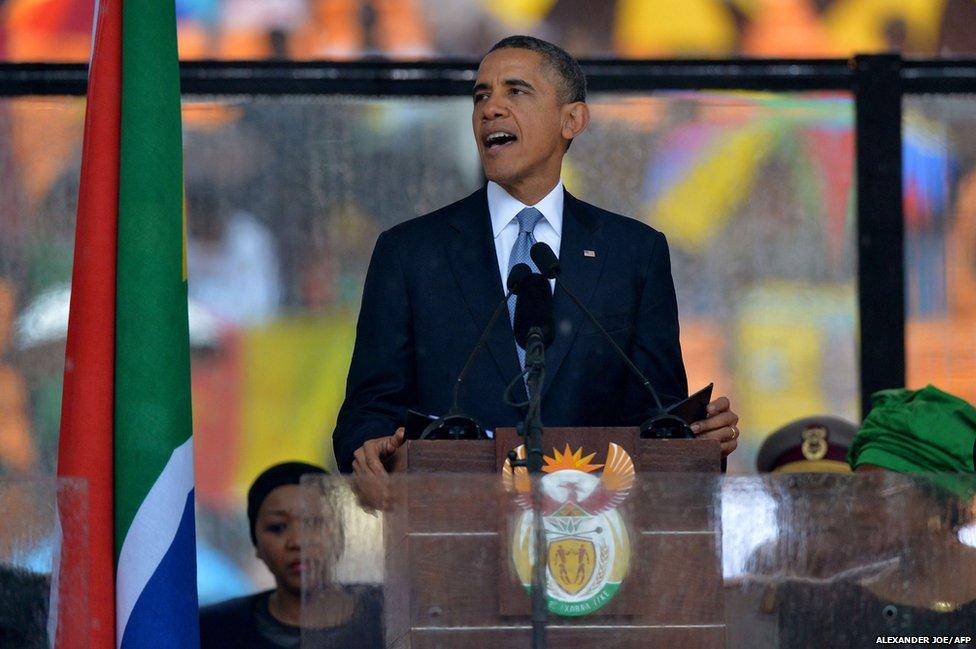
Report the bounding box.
[423,264,534,442]
[420,294,513,441]
[504,270,555,649]
[520,327,547,649]
[554,282,691,438]
[530,242,691,438]
[523,328,545,474]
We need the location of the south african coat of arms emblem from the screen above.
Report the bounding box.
[502,443,635,616]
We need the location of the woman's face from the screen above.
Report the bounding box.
[852,466,961,547]
[254,484,342,595]
[254,485,306,594]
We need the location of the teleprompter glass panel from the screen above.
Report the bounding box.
[299,471,976,648]
[723,472,976,649]
[0,478,88,648]
[300,470,723,649]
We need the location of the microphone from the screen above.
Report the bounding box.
[419,264,533,440]
[507,262,534,294]
[529,242,692,439]
[509,271,553,478]
[512,273,555,349]
[531,242,561,279]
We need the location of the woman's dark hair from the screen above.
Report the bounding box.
[247,461,327,545]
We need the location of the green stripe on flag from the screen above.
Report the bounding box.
[114,0,191,555]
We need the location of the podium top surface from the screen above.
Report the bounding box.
[393,427,721,474]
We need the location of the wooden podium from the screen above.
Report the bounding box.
[383,429,725,648]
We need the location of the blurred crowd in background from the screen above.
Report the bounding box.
[1,0,975,605]
[4,0,976,61]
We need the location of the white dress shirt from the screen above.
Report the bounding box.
[487,179,563,292]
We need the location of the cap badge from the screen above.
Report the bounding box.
[801,426,828,461]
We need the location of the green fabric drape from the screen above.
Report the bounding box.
[849,385,976,496]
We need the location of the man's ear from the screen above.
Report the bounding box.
[561,102,590,142]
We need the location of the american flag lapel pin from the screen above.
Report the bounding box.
[584,249,596,258]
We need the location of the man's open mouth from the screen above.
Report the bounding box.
[484,131,518,150]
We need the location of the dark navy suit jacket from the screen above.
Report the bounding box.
[333,186,688,472]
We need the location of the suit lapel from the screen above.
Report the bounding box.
[444,188,526,399]
[542,190,606,397]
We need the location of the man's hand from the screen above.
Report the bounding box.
[351,428,405,513]
[690,396,739,457]
[352,428,405,476]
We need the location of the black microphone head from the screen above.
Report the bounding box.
[530,242,560,279]
[420,413,487,440]
[507,263,533,294]
[513,273,554,348]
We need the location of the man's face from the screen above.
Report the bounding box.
[472,48,570,191]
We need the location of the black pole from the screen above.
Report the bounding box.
[853,54,905,419]
[522,328,547,649]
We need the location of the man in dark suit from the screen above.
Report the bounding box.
[334,35,739,474]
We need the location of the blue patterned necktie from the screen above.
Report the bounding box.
[507,207,544,371]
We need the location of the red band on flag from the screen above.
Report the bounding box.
[57,0,122,645]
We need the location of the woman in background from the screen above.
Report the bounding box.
[199,461,382,648]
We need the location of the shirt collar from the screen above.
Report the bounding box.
[487,180,564,239]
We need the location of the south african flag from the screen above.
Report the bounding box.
[57,0,199,645]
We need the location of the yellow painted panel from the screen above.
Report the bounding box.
[237,312,357,485]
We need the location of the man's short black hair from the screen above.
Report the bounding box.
[487,35,586,104]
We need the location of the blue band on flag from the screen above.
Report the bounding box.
[120,490,199,649]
